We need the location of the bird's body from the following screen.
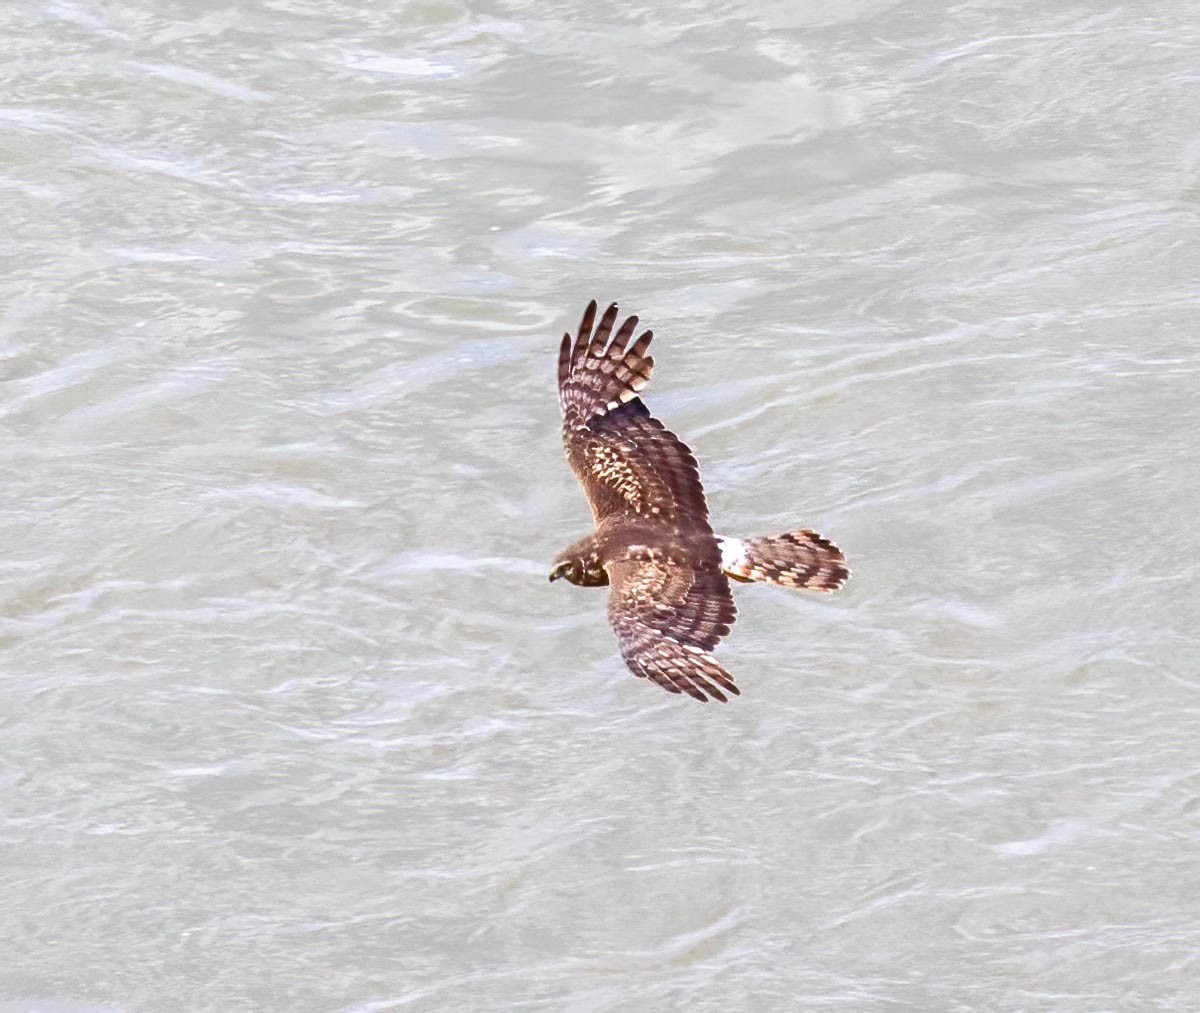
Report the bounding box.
[550,301,848,702]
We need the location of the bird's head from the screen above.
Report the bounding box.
[548,538,609,587]
[548,555,582,584]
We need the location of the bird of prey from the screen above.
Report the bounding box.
[549,300,849,703]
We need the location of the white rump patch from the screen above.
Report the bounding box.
[717,536,747,572]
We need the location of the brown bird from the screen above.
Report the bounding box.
[550,300,849,702]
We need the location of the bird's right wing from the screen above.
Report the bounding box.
[606,551,738,703]
[558,301,712,533]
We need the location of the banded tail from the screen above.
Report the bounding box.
[718,530,849,592]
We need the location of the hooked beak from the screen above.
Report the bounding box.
[548,563,567,582]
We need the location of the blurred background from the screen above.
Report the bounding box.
[1,1,1198,1009]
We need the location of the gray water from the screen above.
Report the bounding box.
[2,1,1198,1010]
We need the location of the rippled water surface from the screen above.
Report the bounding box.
[2,1,1199,1009]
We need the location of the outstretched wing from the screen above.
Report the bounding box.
[607,552,738,703]
[559,301,712,532]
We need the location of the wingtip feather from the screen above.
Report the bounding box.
[559,302,659,425]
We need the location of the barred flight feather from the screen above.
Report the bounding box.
[558,301,655,426]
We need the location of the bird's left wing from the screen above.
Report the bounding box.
[606,551,738,703]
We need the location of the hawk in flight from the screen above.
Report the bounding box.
[550,300,849,703]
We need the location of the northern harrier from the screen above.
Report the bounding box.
[550,300,849,703]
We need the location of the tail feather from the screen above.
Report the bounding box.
[558,300,655,425]
[719,530,849,592]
